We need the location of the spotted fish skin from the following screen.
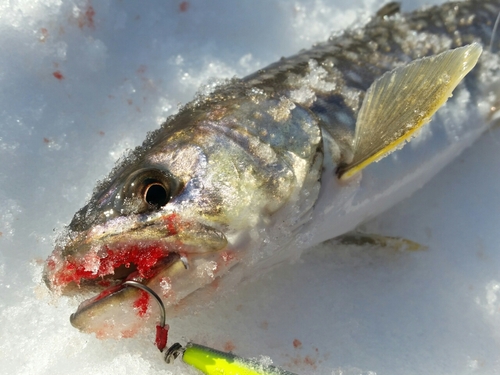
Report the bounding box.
[44,1,500,338]
[243,0,500,162]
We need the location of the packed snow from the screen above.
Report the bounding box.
[1,0,500,374]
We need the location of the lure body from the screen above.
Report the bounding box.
[43,0,500,337]
[180,342,298,375]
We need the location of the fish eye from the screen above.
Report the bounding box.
[120,168,177,213]
[143,180,169,208]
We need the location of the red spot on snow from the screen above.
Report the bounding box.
[43,137,51,144]
[86,6,96,26]
[137,65,147,74]
[98,131,105,136]
[179,1,189,12]
[223,340,235,352]
[304,355,316,367]
[133,289,150,317]
[120,329,138,338]
[52,71,64,80]
[293,339,302,349]
[39,28,48,42]
[127,99,133,105]
[78,4,96,29]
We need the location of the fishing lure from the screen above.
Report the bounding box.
[165,342,299,375]
[124,279,297,375]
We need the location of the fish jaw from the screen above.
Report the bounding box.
[68,250,239,338]
[44,92,321,337]
[43,209,234,338]
[45,207,228,289]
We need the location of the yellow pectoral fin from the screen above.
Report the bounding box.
[337,43,482,180]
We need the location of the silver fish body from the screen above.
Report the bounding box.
[44,0,500,337]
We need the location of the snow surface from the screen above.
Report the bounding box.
[1,0,500,374]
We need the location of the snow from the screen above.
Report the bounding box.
[1,0,499,374]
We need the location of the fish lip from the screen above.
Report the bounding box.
[44,211,227,295]
[44,211,182,293]
[44,239,177,295]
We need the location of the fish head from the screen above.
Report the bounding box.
[43,100,257,338]
[43,88,320,338]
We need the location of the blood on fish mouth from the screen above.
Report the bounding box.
[46,242,173,292]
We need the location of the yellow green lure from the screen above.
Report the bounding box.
[166,342,299,375]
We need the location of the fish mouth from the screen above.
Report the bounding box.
[44,239,178,295]
[43,213,232,338]
[66,250,185,339]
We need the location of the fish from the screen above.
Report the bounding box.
[43,0,500,338]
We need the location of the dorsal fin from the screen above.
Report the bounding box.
[336,43,482,180]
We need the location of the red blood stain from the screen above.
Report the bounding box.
[304,355,316,367]
[52,71,64,80]
[289,354,318,370]
[137,65,147,74]
[133,290,150,317]
[86,6,96,27]
[210,276,220,289]
[293,339,302,349]
[78,4,96,29]
[98,131,105,136]
[0,232,3,237]
[179,1,189,12]
[223,340,235,352]
[52,244,168,287]
[163,213,178,235]
[97,279,114,287]
[121,329,137,339]
[46,258,56,270]
[93,284,124,302]
[39,28,48,42]
[127,99,133,105]
[221,251,235,264]
[43,137,51,144]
